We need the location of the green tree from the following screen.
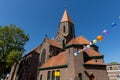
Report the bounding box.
[107,62,119,65]
[0,24,29,79]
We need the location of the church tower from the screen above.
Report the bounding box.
[55,10,75,48]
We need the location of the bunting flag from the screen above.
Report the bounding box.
[74,21,118,56]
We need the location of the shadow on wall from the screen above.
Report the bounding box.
[84,71,95,80]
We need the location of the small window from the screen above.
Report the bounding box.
[41,49,46,65]
[109,67,113,70]
[62,40,65,47]
[70,26,73,33]
[78,73,82,80]
[47,71,51,80]
[52,71,55,80]
[119,66,120,70]
[40,75,42,80]
[63,26,65,33]
[56,70,60,80]
[117,75,120,78]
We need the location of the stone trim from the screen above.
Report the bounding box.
[38,64,68,70]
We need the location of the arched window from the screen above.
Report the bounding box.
[41,49,46,65]
[62,40,65,47]
[47,71,51,80]
[109,67,113,70]
[63,26,65,33]
[71,26,73,33]
[78,73,82,80]
[40,75,42,80]
[52,71,55,80]
[56,70,60,80]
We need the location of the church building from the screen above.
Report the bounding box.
[8,10,109,80]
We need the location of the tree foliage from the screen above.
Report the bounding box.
[0,24,29,79]
[107,62,119,65]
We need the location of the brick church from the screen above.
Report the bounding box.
[8,10,109,80]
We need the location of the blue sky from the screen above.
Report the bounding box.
[0,0,120,63]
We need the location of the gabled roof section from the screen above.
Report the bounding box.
[60,10,73,23]
[67,36,90,46]
[85,48,103,57]
[40,51,66,68]
[22,44,41,58]
[84,59,105,65]
[26,44,42,53]
[45,38,62,48]
[34,45,42,52]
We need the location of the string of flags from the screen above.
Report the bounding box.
[74,17,119,56]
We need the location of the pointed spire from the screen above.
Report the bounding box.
[60,10,73,23]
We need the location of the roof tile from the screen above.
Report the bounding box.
[40,51,66,68]
[84,59,105,65]
[45,38,62,48]
[85,48,103,57]
[67,36,90,46]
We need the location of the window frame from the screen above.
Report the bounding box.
[47,71,51,80]
[52,71,55,80]
[40,75,42,80]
